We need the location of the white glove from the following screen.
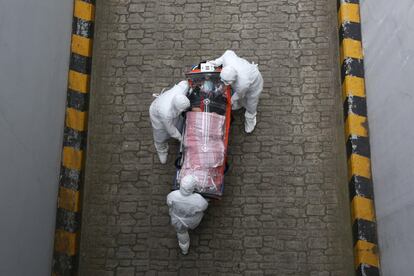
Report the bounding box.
[207,60,219,67]
[231,94,242,110]
[231,93,240,104]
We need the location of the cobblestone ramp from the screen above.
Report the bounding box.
[79,0,354,275]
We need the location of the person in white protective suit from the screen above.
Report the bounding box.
[149,81,190,164]
[209,50,264,133]
[166,175,208,255]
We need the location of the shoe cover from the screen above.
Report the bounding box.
[155,142,168,164]
[157,151,168,164]
[179,241,189,255]
[244,111,257,133]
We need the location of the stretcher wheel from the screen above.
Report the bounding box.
[224,161,230,174]
[175,154,182,169]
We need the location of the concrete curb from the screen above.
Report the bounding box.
[337,1,380,275]
[52,0,95,275]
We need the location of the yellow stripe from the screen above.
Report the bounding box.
[345,113,368,138]
[342,75,365,100]
[348,154,371,181]
[354,240,380,269]
[66,107,88,132]
[54,229,78,256]
[338,3,360,24]
[341,38,363,60]
[68,70,90,93]
[62,146,84,170]
[351,196,375,222]
[74,0,95,21]
[58,187,81,212]
[71,34,93,57]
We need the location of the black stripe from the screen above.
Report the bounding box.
[72,17,94,39]
[67,89,89,112]
[339,22,362,41]
[346,136,370,158]
[81,0,95,4]
[69,53,92,75]
[55,208,80,233]
[341,58,364,82]
[60,165,82,191]
[356,264,380,276]
[344,95,367,118]
[52,252,77,275]
[349,175,374,200]
[353,219,378,245]
[344,0,359,3]
[337,0,341,10]
[63,126,87,151]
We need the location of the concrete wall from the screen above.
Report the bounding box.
[361,0,414,274]
[0,1,73,275]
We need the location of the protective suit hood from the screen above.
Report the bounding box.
[180,175,197,196]
[177,80,189,91]
[173,94,190,113]
[220,66,237,84]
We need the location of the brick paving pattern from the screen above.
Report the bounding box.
[79,0,354,275]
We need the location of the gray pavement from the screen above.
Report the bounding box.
[79,0,354,275]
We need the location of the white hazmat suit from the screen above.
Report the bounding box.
[149,81,190,164]
[166,175,208,255]
[209,50,263,133]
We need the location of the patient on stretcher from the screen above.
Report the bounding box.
[188,79,227,115]
[179,79,227,196]
[179,111,225,195]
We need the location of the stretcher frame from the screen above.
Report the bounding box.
[173,65,232,199]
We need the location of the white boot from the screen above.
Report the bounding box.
[177,230,190,255]
[244,111,257,133]
[179,241,190,255]
[157,151,168,164]
[154,142,168,164]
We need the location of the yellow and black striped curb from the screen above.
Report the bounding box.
[52,0,95,275]
[337,1,380,275]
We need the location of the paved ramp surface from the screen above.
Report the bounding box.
[79,0,354,275]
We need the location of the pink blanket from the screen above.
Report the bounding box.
[180,112,226,196]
